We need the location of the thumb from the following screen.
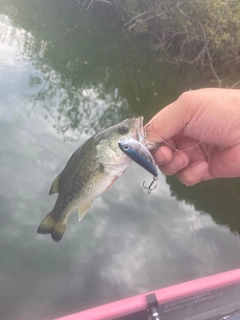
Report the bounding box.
[145,92,200,142]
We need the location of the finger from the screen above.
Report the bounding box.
[176,161,211,186]
[146,88,236,146]
[159,151,189,175]
[151,145,173,165]
[173,135,210,163]
[147,130,177,150]
[147,103,173,123]
[145,92,200,142]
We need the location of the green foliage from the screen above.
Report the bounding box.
[90,0,240,74]
[182,0,240,63]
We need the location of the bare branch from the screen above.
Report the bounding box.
[123,11,150,29]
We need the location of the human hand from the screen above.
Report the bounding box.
[146,88,240,186]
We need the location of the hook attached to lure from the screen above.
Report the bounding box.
[142,176,158,194]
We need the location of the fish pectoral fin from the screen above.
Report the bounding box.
[78,202,93,222]
[49,174,61,195]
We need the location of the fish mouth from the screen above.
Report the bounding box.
[134,116,145,143]
[134,116,159,150]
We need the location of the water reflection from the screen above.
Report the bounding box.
[1,1,240,320]
[0,4,132,140]
[167,176,240,236]
[0,0,190,138]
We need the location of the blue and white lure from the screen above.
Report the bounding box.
[118,137,158,194]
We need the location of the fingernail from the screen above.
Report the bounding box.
[171,153,184,168]
[193,162,208,175]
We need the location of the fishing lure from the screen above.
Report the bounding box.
[118,137,158,193]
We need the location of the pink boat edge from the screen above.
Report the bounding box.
[55,268,240,320]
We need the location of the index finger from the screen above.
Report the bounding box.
[145,97,193,143]
[145,88,217,144]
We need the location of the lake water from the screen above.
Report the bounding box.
[1,1,240,319]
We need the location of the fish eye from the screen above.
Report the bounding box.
[119,125,129,135]
[123,145,129,151]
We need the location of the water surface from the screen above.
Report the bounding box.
[1,1,240,319]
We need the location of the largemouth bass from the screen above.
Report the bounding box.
[118,137,158,178]
[38,117,145,242]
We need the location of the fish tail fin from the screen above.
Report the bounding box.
[37,211,66,242]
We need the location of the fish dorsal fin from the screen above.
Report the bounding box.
[49,174,61,195]
[78,202,93,222]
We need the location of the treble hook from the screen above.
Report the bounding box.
[142,176,158,194]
